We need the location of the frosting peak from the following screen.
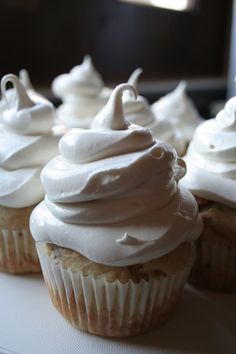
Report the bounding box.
[19,69,34,91]
[1,74,34,111]
[59,84,154,165]
[215,96,236,131]
[153,81,190,118]
[52,55,104,99]
[92,83,137,130]
[52,56,110,129]
[127,68,143,91]
[151,81,202,148]
[118,69,162,144]
[1,74,55,135]
[171,81,187,99]
[69,55,104,95]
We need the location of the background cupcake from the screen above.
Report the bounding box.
[0,74,59,273]
[152,82,203,155]
[30,83,202,337]
[181,95,236,291]
[123,69,186,156]
[52,55,111,129]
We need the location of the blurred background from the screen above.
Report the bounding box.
[0,0,234,116]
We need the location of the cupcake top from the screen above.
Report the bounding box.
[30,83,202,266]
[181,96,236,209]
[52,56,110,128]
[152,81,202,143]
[0,74,59,208]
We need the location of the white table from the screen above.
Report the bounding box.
[1,273,236,354]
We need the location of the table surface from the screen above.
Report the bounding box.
[0,273,236,354]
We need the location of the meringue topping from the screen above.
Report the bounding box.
[52,55,110,128]
[30,83,202,266]
[151,81,202,153]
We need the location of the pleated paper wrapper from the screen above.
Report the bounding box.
[189,238,236,292]
[0,227,40,274]
[37,242,194,337]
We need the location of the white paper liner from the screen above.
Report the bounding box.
[37,243,194,337]
[189,239,236,292]
[0,228,40,273]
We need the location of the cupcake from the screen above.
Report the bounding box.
[152,82,202,155]
[181,95,236,291]
[52,55,111,129]
[30,83,202,337]
[0,74,59,273]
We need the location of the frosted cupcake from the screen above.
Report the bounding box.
[0,74,59,273]
[30,83,202,337]
[52,55,111,129]
[181,95,236,291]
[152,82,202,155]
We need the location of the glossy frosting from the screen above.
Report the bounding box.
[181,96,236,209]
[0,74,58,208]
[123,69,158,128]
[0,70,47,121]
[52,56,110,128]
[30,83,202,266]
[152,82,202,152]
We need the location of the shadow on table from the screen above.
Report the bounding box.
[106,285,236,354]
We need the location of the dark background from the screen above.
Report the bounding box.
[0,0,233,116]
[0,0,232,83]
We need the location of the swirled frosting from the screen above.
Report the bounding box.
[30,83,202,266]
[52,56,110,128]
[0,74,59,208]
[152,82,202,151]
[181,96,236,209]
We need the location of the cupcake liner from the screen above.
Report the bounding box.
[37,243,194,337]
[189,238,236,292]
[0,227,40,274]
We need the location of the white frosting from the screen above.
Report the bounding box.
[0,70,48,122]
[52,56,111,128]
[123,69,159,133]
[30,83,202,266]
[181,96,236,209]
[19,69,50,105]
[152,82,202,153]
[122,71,186,156]
[0,74,59,208]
